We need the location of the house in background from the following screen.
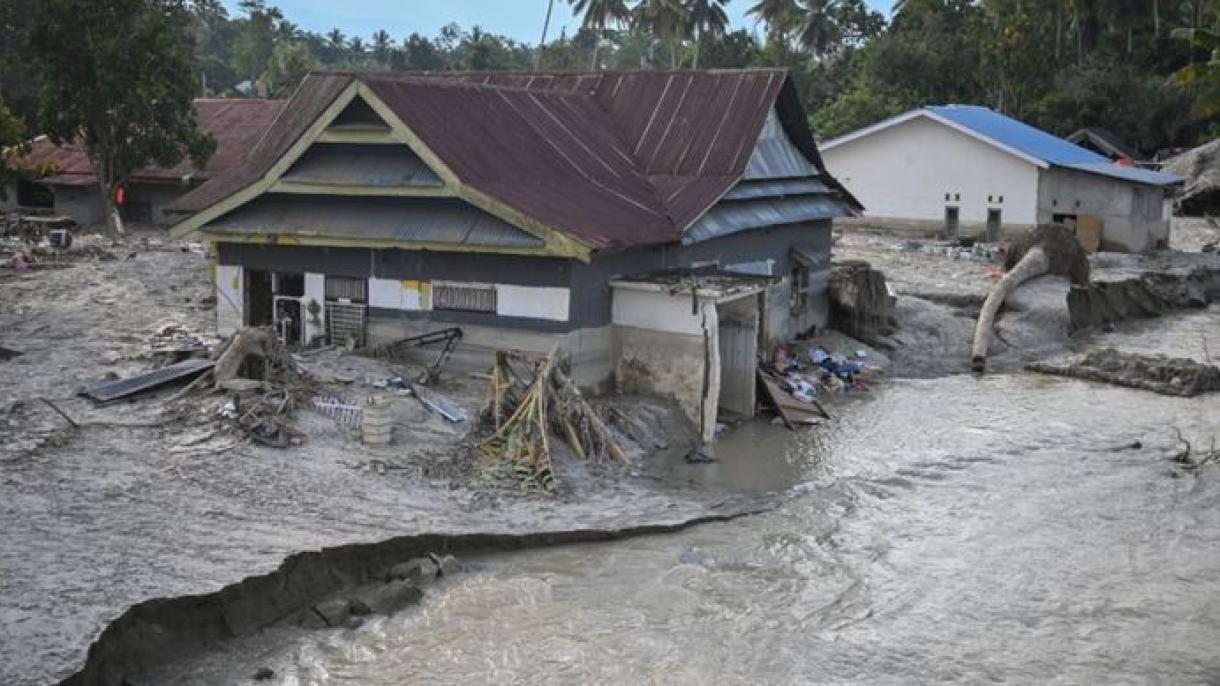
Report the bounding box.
[820,105,1182,252]
[167,69,860,440]
[2,98,285,226]
[1067,127,1145,166]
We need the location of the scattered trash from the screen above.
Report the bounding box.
[80,357,215,403]
[415,385,469,423]
[311,395,362,426]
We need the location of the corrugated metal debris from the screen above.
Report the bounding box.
[80,358,215,403]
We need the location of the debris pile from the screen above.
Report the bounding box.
[829,260,897,348]
[477,349,626,491]
[758,344,880,428]
[1028,348,1220,397]
[901,239,1005,263]
[172,327,315,448]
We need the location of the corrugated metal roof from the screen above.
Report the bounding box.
[281,143,442,187]
[683,194,851,245]
[172,70,860,250]
[723,178,829,200]
[744,110,820,179]
[927,105,1182,186]
[208,195,543,247]
[18,99,287,186]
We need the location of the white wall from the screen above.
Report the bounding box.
[495,284,569,322]
[612,287,705,335]
[822,115,1041,226]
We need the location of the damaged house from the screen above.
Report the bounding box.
[2,98,286,226]
[821,105,1182,252]
[167,69,860,440]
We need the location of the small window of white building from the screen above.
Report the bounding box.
[433,282,497,313]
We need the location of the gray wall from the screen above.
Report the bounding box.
[569,219,833,333]
[53,185,106,226]
[215,217,834,336]
[1036,168,1171,252]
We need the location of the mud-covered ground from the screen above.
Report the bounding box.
[0,232,768,685]
[833,217,1220,377]
[3,218,1218,684]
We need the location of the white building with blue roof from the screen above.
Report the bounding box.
[820,104,1183,252]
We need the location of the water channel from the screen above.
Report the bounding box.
[158,313,1220,684]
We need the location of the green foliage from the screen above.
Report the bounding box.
[261,41,319,97]
[0,91,28,200]
[30,0,216,229]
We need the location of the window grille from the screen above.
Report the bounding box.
[325,301,367,347]
[432,282,497,313]
[325,276,368,303]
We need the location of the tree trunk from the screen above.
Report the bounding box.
[97,157,124,236]
[535,0,555,70]
[692,27,701,69]
[970,246,1050,373]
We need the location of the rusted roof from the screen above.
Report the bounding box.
[170,69,858,250]
[15,98,286,187]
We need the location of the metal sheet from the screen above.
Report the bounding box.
[282,143,442,187]
[684,195,851,245]
[723,177,829,200]
[80,358,214,403]
[207,195,544,247]
[743,110,820,180]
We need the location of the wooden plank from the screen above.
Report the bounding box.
[757,370,827,429]
[1076,215,1102,253]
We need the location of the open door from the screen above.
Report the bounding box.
[717,297,759,418]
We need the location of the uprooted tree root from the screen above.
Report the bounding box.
[1170,429,1220,476]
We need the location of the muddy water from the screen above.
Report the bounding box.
[160,363,1220,685]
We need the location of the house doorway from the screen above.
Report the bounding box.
[986,208,1002,242]
[944,206,959,240]
[245,270,274,327]
[717,296,759,419]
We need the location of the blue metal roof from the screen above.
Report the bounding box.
[926,105,1182,187]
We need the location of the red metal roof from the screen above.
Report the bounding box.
[16,98,286,187]
[169,70,855,250]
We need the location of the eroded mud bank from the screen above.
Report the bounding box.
[64,508,772,686]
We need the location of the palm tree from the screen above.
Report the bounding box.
[371,29,393,67]
[686,0,729,67]
[797,0,841,58]
[348,35,366,66]
[747,0,800,46]
[631,0,689,67]
[326,28,345,61]
[569,0,630,68]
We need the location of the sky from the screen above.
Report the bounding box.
[223,0,896,45]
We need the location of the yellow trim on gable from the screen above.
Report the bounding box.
[172,80,594,262]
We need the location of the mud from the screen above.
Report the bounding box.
[828,259,897,348]
[1028,348,1220,396]
[64,510,770,686]
[0,231,767,685]
[1068,263,1220,333]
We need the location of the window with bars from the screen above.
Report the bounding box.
[432,282,497,313]
[324,276,368,303]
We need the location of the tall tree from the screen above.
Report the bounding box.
[233,0,283,80]
[686,0,730,67]
[0,92,28,201]
[371,29,393,67]
[748,0,800,46]
[30,0,215,233]
[569,0,629,67]
[797,0,843,58]
[631,0,689,67]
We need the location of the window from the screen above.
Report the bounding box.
[433,282,497,313]
[324,276,367,303]
[789,264,811,312]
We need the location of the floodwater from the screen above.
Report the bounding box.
[161,316,1220,684]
